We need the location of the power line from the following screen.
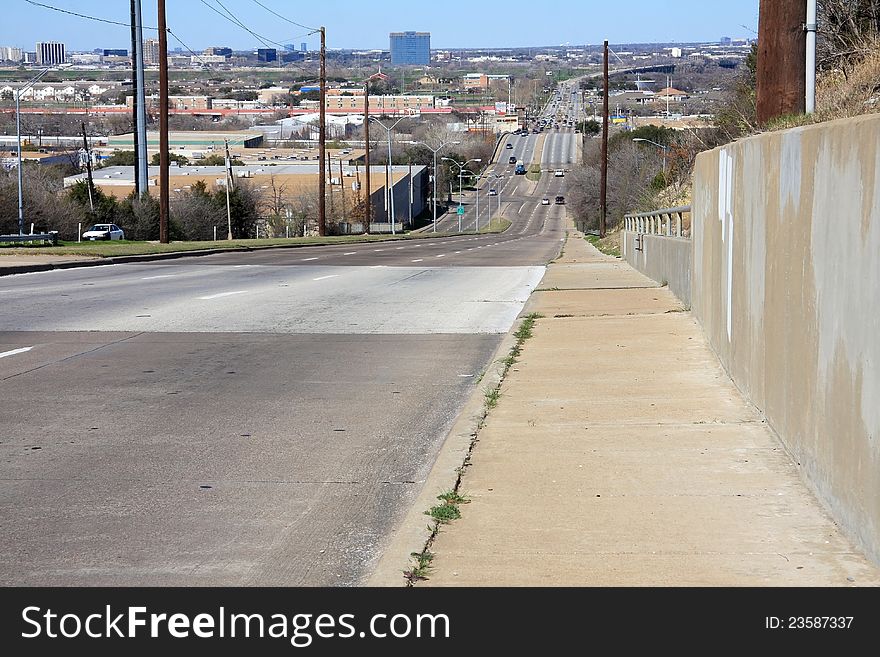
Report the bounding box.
[249,0,319,33]
[167,28,211,69]
[23,0,157,30]
[199,0,285,52]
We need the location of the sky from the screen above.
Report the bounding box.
[2,0,760,52]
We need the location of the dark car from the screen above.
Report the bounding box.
[508,156,517,164]
[555,195,565,204]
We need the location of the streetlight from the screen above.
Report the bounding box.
[632,138,668,174]
[416,138,459,232]
[442,157,481,233]
[491,173,504,220]
[369,116,407,235]
[15,67,52,235]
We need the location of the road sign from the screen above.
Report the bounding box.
[457,206,465,215]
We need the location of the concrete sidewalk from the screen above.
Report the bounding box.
[418,227,880,586]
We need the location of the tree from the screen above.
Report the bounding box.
[102,150,137,167]
[151,152,189,166]
[199,154,243,166]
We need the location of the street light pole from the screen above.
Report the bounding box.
[442,156,481,234]
[416,139,459,232]
[370,116,406,234]
[16,67,51,236]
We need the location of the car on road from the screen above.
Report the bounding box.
[515,164,527,175]
[554,169,564,177]
[508,156,517,164]
[506,143,513,149]
[488,188,497,196]
[82,223,124,240]
[555,195,565,205]
[541,198,550,205]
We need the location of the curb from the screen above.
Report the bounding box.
[364,322,522,587]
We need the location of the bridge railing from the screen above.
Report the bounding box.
[624,205,691,238]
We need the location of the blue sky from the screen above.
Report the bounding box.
[3,0,760,51]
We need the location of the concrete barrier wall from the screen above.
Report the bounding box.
[692,114,880,563]
[621,232,692,307]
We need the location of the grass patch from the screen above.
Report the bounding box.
[0,231,470,259]
[403,550,434,583]
[425,489,469,524]
[525,164,543,182]
[478,217,511,234]
[484,387,501,409]
[585,233,621,258]
[485,312,544,409]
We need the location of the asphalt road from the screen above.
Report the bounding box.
[0,116,568,585]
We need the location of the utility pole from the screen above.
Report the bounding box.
[133,0,148,197]
[129,0,139,195]
[157,0,169,243]
[224,139,234,240]
[364,79,371,234]
[756,0,806,124]
[599,40,609,238]
[327,148,334,219]
[318,26,327,236]
[81,122,95,214]
[339,159,346,222]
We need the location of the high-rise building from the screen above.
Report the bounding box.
[390,31,430,65]
[0,47,23,62]
[205,46,232,57]
[103,49,128,57]
[301,42,307,52]
[257,48,277,63]
[35,41,65,65]
[143,39,160,66]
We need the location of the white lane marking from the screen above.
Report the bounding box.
[436,254,446,258]
[198,291,247,300]
[141,274,176,280]
[301,257,319,261]
[313,275,339,281]
[370,265,386,269]
[0,346,32,359]
[412,258,424,262]
[373,249,384,252]
[343,252,357,256]
[396,246,405,250]
[455,251,462,254]
[518,205,525,214]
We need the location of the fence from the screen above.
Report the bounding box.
[624,205,691,238]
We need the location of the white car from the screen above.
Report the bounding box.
[554,170,565,177]
[541,198,550,205]
[488,189,498,196]
[82,223,124,240]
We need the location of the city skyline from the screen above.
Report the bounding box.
[3,0,759,52]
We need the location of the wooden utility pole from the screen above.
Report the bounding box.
[756,0,806,124]
[318,26,327,236]
[363,79,372,234]
[157,0,169,243]
[599,40,609,238]
[81,122,95,214]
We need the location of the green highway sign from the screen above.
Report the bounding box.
[457,206,465,215]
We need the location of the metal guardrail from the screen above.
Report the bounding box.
[0,232,58,246]
[624,205,691,238]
